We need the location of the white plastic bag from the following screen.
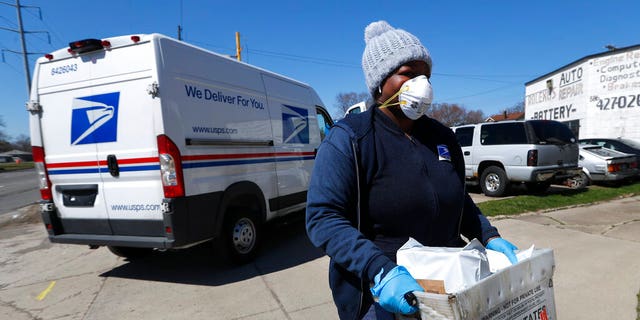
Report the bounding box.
[396,238,491,294]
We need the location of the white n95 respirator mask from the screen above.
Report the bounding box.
[380,75,433,120]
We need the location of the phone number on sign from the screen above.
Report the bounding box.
[50,64,78,76]
[595,94,640,110]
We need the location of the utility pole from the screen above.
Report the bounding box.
[235,32,241,62]
[0,0,48,94]
[15,0,30,93]
[177,0,183,40]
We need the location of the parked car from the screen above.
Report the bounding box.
[578,138,640,166]
[0,155,15,163]
[452,120,581,197]
[566,144,638,189]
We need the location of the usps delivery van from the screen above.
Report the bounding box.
[28,34,333,262]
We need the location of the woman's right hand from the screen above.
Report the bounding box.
[370,266,424,315]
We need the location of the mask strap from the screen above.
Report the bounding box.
[379,86,409,109]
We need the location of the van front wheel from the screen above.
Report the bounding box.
[480,166,508,197]
[223,208,261,264]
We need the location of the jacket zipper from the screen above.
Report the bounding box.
[351,139,365,320]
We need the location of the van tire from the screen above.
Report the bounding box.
[223,207,261,264]
[480,166,508,197]
[107,246,153,260]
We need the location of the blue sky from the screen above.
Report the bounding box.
[1,0,638,139]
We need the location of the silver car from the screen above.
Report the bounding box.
[567,145,638,188]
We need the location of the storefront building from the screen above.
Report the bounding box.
[525,45,640,141]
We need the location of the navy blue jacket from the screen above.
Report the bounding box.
[306,107,500,320]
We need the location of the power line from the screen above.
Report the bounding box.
[0,0,50,94]
[23,7,64,48]
[0,15,17,27]
[434,72,531,85]
[435,72,535,78]
[247,48,360,68]
[188,38,535,83]
[441,83,520,101]
[187,39,233,53]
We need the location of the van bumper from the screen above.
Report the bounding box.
[40,204,179,249]
[47,233,175,248]
[39,191,223,249]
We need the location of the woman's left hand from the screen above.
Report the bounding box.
[486,237,518,264]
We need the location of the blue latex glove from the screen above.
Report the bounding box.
[487,238,518,264]
[370,266,424,315]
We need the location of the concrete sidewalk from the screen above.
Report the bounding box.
[491,195,640,319]
[0,196,638,319]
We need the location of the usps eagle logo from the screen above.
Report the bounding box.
[282,104,309,144]
[70,92,120,145]
[437,144,451,161]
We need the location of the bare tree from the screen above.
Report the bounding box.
[334,92,369,118]
[504,100,525,114]
[12,134,31,151]
[0,115,6,136]
[463,109,485,125]
[0,116,8,148]
[426,103,485,127]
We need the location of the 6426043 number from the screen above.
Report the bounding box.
[596,94,640,110]
[50,64,78,76]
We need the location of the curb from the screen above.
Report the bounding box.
[487,193,640,221]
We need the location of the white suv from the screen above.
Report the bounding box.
[452,120,581,197]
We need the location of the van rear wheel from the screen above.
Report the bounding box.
[222,207,261,264]
[107,246,153,260]
[480,166,508,197]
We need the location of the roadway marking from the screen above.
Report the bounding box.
[36,281,56,301]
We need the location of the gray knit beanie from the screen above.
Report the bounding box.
[362,20,432,97]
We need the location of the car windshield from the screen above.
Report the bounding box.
[528,120,576,145]
[620,138,640,149]
[583,146,627,157]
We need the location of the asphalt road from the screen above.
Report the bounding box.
[0,169,39,216]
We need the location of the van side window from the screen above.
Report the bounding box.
[480,123,527,145]
[316,107,333,141]
[454,127,474,147]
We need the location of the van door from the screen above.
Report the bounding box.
[38,86,112,234]
[37,42,163,236]
[262,75,316,215]
[93,78,165,236]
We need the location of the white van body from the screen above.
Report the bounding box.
[345,101,367,116]
[28,34,333,261]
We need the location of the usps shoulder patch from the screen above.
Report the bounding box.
[70,92,120,145]
[437,144,451,161]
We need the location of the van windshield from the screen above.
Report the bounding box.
[528,120,576,145]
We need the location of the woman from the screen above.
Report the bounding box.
[305,20,518,320]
